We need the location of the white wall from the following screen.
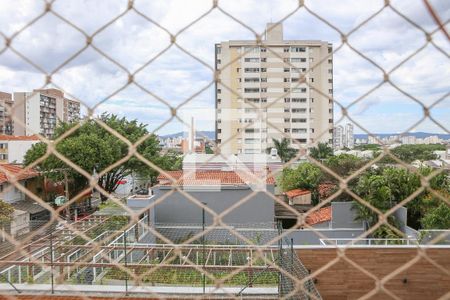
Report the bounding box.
[7,140,39,163]
[1,182,25,203]
[25,93,41,135]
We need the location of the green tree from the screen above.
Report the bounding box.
[325,154,366,178]
[352,174,402,237]
[0,199,14,225]
[421,203,450,229]
[389,144,445,163]
[267,138,297,163]
[24,114,179,202]
[280,163,322,204]
[309,143,333,161]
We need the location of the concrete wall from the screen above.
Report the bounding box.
[331,202,363,229]
[7,140,38,163]
[2,182,25,203]
[152,185,275,224]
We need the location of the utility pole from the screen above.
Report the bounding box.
[63,170,70,220]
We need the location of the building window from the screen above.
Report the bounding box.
[244,78,260,82]
[328,47,332,53]
[284,128,290,133]
[261,88,267,92]
[237,68,240,72]
[261,58,267,62]
[284,47,289,52]
[328,59,332,63]
[329,119,333,123]
[296,138,307,143]
[261,68,267,72]
[290,47,306,52]
[283,58,289,63]
[284,108,290,112]
[291,77,299,82]
[328,79,333,83]
[244,58,260,62]
[291,58,306,62]
[284,88,290,92]
[284,78,290,82]
[217,59,221,64]
[261,98,267,103]
[284,118,290,122]
[244,88,260,93]
[217,129,221,133]
[329,89,333,94]
[244,68,260,73]
[260,47,267,52]
[310,78,314,82]
[292,108,306,113]
[217,89,221,94]
[292,128,307,133]
[328,69,333,74]
[261,78,267,82]
[292,88,307,93]
[284,68,290,72]
[291,98,306,103]
[284,98,290,102]
[292,118,306,123]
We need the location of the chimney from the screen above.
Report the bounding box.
[265,23,283,41]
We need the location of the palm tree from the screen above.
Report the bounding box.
[267,138,297,162]
[309,142,333,161]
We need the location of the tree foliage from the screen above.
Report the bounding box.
[389,144,445,163]
[421,203,450,229]
[309,143,333,161]
[325,154,367,178]
[0,200,14,225]
[24,114,180,202]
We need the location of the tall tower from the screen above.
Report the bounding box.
[215,23,333,155]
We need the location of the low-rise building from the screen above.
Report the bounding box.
[0,164,48,237]
[131,170,276,225]
[0,135,40,164]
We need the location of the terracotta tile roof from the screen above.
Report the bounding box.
[0,134,40,141]
[318,183,337,199]
[157,170,275,186]
[0,164,38,184]
[305,206,332,226]
[284,189,311,198]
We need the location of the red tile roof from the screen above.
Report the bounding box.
[284,189,311,198]
[158,170,275,186]
[305,206,332,226]
[0,164,38,184]
[0,134,40,141]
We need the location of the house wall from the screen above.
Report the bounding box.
[297,248,450,300]
[331,202,363,229]
[7,140,39,163]
[153,185,275,224]
[1,182,25,203]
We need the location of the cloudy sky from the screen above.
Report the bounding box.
[0,0,449,135]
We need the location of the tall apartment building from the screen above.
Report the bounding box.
[333,125,344,149]
[12,89,80,138]
[333,123,354,149]
[345,123,354,149]
[0,92,14,135]
[215,23,333,155]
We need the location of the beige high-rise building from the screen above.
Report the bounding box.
[0,92,14,135]
[215,23,333,155]
[12,88,81,138]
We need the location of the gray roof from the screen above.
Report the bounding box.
[11,200,47,214]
